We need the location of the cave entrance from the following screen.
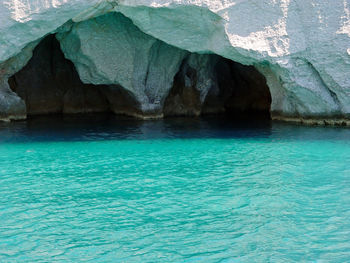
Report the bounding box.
[8,34,113,116]
[9,34,271,121]
[164,55,272,120]
[205,58,272,120]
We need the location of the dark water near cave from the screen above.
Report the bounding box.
[0,115,350,262]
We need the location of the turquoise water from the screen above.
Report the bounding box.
[0,116,350,262]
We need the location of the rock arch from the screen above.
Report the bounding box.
[7,13,272,120]
[1,1,349,124]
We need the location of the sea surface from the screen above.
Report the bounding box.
[0,115,350,262]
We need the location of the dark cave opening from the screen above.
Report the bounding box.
[9,34,271,121]
[209,58,271,120]
[8,34,111,115]
[163,55,272,120]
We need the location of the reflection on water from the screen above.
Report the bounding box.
[0,114,273,142]
[0,114,350,262]
[1,113,350,143]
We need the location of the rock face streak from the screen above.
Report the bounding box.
[0,0,349,123]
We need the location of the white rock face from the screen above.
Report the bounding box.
[0,0,349,122]
[57,12,187,117]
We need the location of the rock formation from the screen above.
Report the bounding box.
[9,34,110,115]
[57,12,188,118]
[0,0,349,124]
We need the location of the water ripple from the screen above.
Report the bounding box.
[0,116,350,262]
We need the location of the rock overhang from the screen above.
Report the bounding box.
[0,0,349,124]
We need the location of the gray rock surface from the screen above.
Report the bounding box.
[57,13,188,118]
[0,0,349,124]
[0,42,37,121]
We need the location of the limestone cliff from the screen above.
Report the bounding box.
[0,0,349,124]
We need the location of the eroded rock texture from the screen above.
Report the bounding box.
[115,1,350,123]
[164,54,218,117]
[0,79,26,121]
[164,54,271,118]
[0,42,36,121]
[0,0,349,123]
[8,32,271,119]
[57,13,188,118]
[9,35,110,115]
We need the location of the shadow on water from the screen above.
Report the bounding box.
[0,113,350,143]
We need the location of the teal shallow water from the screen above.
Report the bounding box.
[0,116,350,262]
